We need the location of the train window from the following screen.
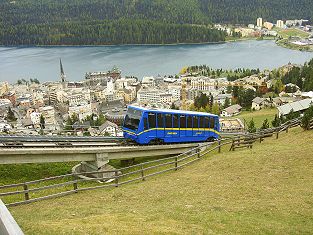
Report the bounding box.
[187,116,192,128]
[204,117,209,128]
[165,114,172,128]
[199,116,205,128]
[180,115,186,128]
[173,114,179,128]
[157,113,164,128]
[144,118,148,130]
[148,112,156,129]
[193,116,199,128]
[210,117,215,129]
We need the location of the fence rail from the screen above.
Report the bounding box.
[0,117,305,207]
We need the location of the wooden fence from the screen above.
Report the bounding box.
[0,118,304,207]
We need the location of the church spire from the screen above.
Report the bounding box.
[60,58,66,83]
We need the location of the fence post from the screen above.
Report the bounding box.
[141,163,145,181]
[114,170,119,187]
[175,156,178,170]
[197,148,200,158]
[23,183,29,201]
[218,139,221,153]
[73,180,78,193]
[276,131,279,139]
[231,139,235,151]
[286,126,289,133]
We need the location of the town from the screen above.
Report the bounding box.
[216,17,313,50]
[1,58,313,137]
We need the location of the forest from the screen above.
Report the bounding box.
[0,0,312,45]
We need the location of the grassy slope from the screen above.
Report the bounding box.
[9,127,313,234]
[231,108,277,128]
[275,28,310,39]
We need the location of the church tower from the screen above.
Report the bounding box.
[60,58,67,88]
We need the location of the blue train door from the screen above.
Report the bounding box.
[165,113,173,138]
[173,114,180,138]
[180,115,186,138]
[186,115,193,137]
[193,116,199,137]
[148,112,157,139]
[204,116,210,138]
[198,116,205,137]
[157,113,165,139]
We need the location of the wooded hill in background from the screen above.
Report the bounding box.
[0,0,312,45]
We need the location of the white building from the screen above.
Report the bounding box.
[68,104,92,121]
[142,77,155,87]
[160,93,173,104]
[99,121,118,136]
[168,85,181,101]
[39,106,56,125]
[248,24,255,29]
[0,99,12,108]
[257,18,263,27]
[190,77,215,91]
[30,112,41,125]
[276,20,285,28]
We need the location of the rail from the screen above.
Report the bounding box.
[0,117,304,206]
[0,199,24,235]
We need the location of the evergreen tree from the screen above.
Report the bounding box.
[40,114,45,129]
[211,102,220,115]
[223,97,230,109]
[271,114,281,127]
[6,107,17,122]
[261,118,270,130]
[301,106,313,130]
[247,119,256,133]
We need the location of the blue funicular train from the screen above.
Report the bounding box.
[122,105,220,144]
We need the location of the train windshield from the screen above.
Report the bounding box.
[123,107,143,131]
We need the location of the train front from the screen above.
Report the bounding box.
[122,106,143,143]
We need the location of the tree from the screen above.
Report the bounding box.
[238,89,256,109]
[261,118,270,130]
[71,113,79,124]
[6,107,17,122]
[65,116,74,130]
[171,103,178,110]
[40,114,45,129]
[211,102,220,115]
[301,106,313,130]
[247,119,256,133]
[272,114,281,127]
[223,97,230,109]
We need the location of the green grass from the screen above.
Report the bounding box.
[229,108,277,128]
[275,28,310,39]
[0,162,78,185]
[8,127,313,234]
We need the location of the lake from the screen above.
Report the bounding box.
[0,40,313,83]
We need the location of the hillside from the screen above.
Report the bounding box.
[1,0,313,45]
[10,127,313,234]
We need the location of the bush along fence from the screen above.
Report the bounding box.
[0,117,306,207]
